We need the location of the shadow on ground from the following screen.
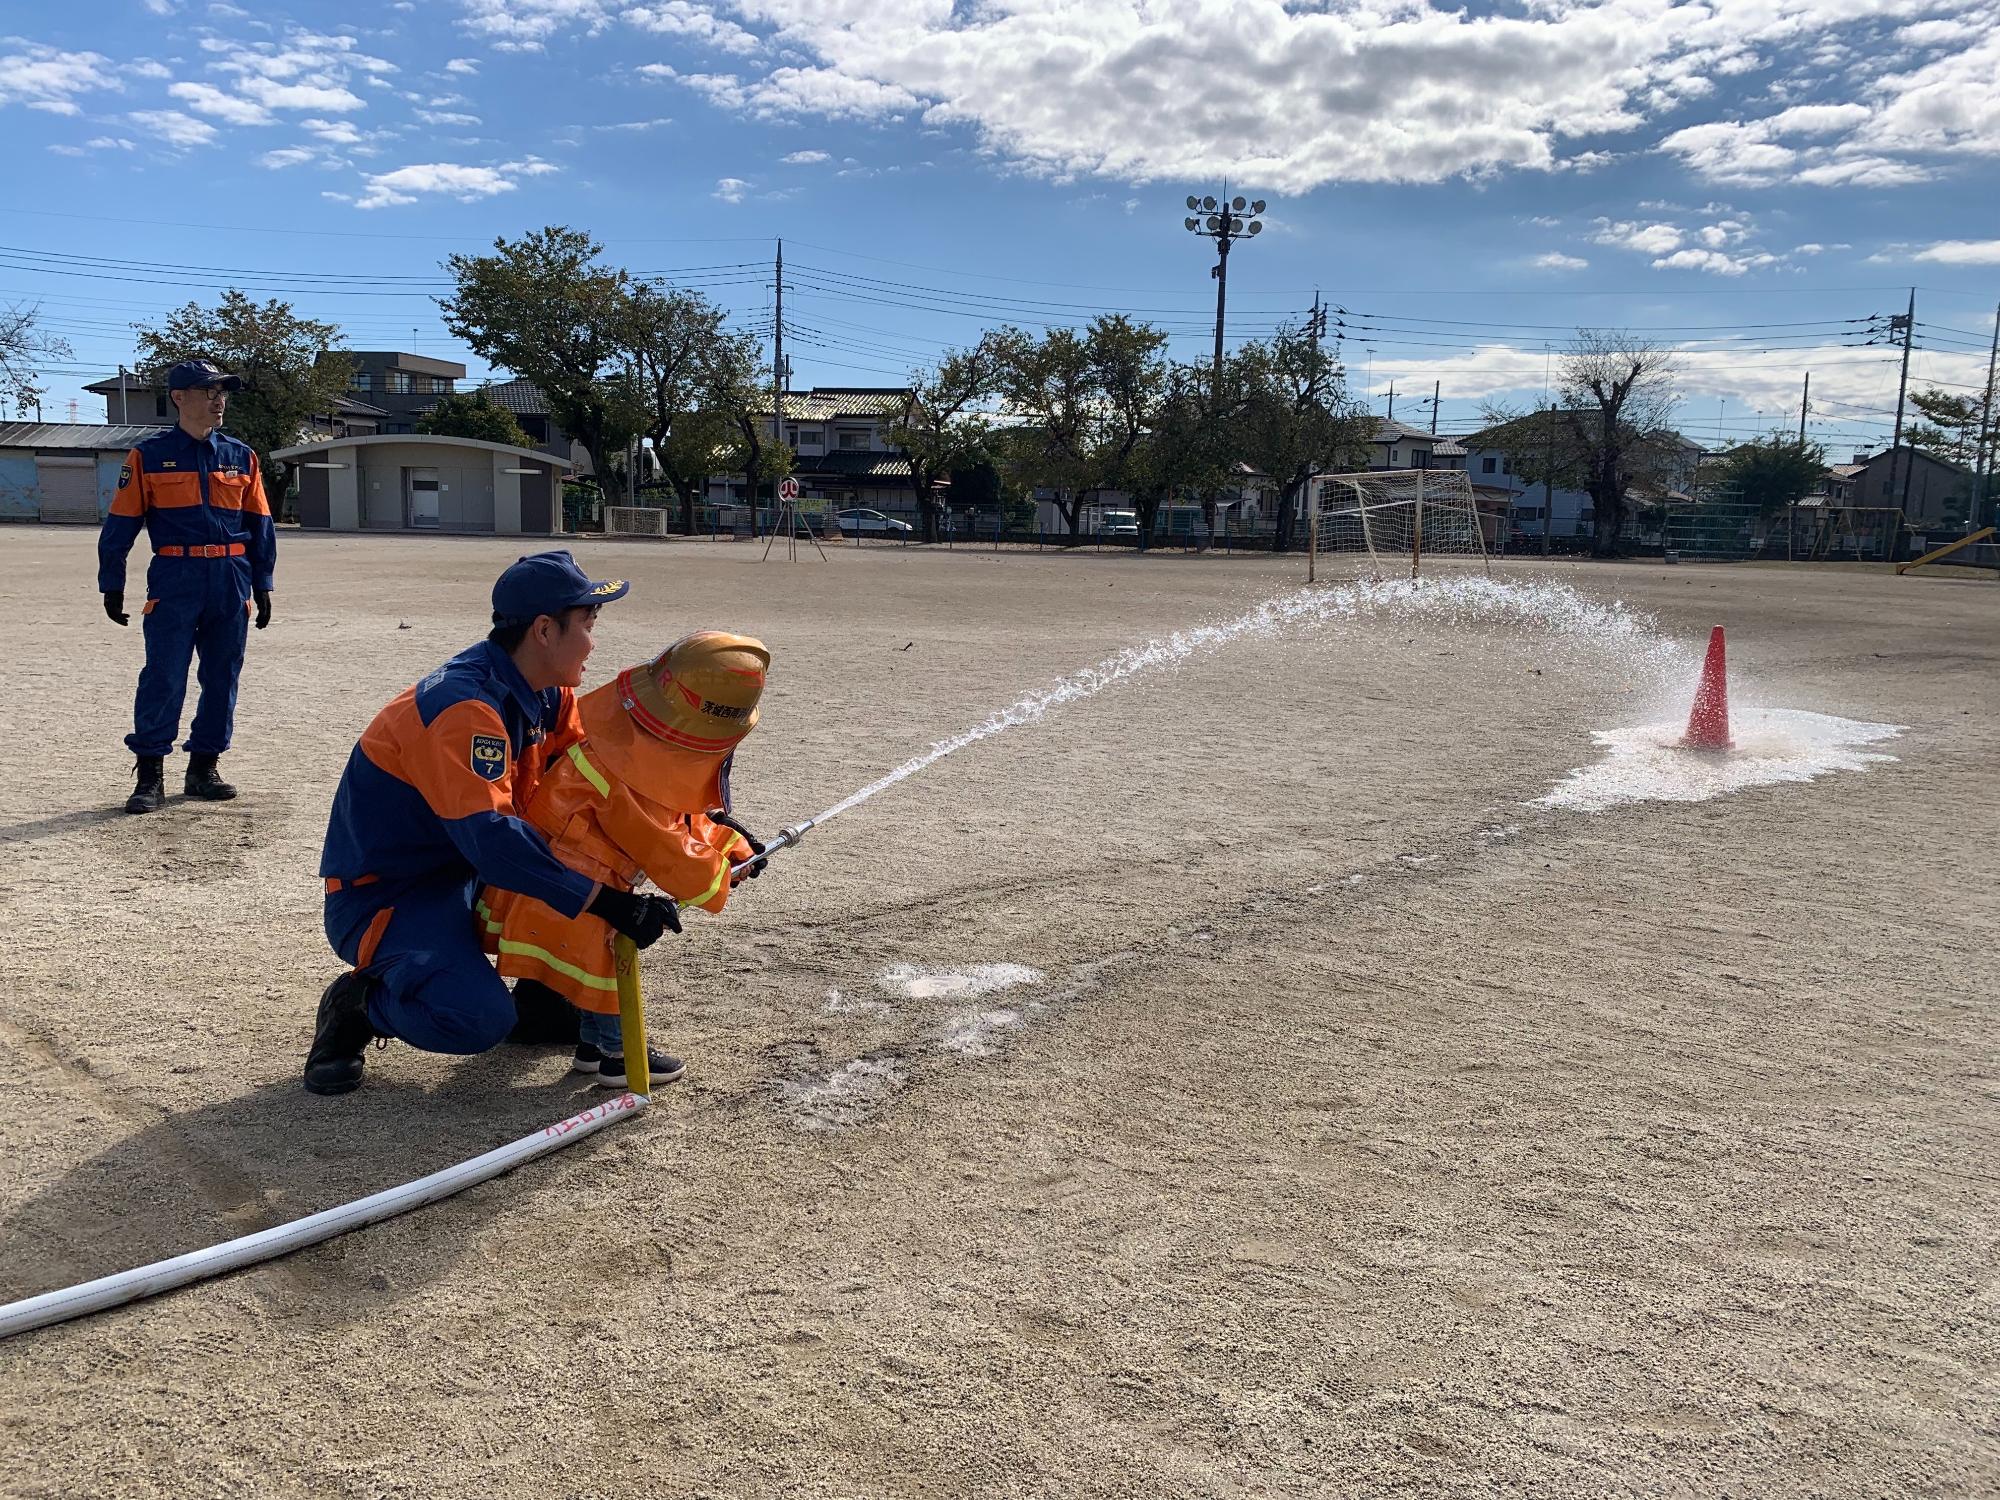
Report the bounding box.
[0,1043,613,1329]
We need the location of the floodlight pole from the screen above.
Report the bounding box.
[1180,187,1266,399]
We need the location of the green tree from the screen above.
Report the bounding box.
[1124,360,1234,547]
[621,284,740,534]
[415,389,532,448]
[993,317,1170,541]
[1906,386,1986,470]
[1228,324,1372,553]
[1717,433,1828,516]
[889,333,1010,543]
[439,226,642,503]
[134,289,350,506]
[1,302,71,418]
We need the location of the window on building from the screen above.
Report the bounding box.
[839,430,869,450]
[386,371,413,394]
[1390,448,1400,465]
[1481,455,1497,474]
[1413,450,1431,469]
[785,426,800,446]
[349,371,373,393]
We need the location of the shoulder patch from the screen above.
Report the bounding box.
[117,464,132,489]
[470,733,508,782]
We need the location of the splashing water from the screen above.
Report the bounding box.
[1537,708,1904,812]
[807,574,1681,828]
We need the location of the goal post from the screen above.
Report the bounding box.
[603,505,669,538]
[1308,469,1491,581]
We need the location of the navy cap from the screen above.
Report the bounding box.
[492,550,630,626]
[166,359,243,392]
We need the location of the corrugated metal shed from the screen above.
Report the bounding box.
[0,422,161,450]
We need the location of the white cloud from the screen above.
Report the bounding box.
[302,117,364,145]
[417,109,483,125]
[623,2,759,54]
[1911,238,2000,265]
[258,146,317,168]
[1651,247,1778,276]
[1591,219,1683,256]
[125,61,172,80]
[782,148,829,163]
[712,175,748,202]
[594,117,671,131]
[1532,252,1588,271]
[352,156,550,209]
[0,44,118,114]
[169,81,274,126]
[84,136,135,150]
[445,57,481,74]
[458,0,615,50]
[1764,103,1872,137]
[141,0,176,13]
[128,110,219,147]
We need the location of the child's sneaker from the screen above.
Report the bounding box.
[577,1044,685,1087]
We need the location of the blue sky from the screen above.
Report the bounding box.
[5,0,1998,456]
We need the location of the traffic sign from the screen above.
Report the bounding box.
[778,477,800,501]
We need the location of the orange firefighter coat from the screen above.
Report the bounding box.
[478,676,749,1012]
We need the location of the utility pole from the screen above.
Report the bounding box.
[1798,372,1810,446]
[1542,407,1556,560]
[1386,382,1396,422]
[774,237,785,502]
[1430,379,1440,436]
[1302,291,1328,556]
[1888,287,1914,519]
[1977,301,2000,528]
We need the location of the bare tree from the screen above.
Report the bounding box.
[1555,330,1681,556]
[1,302,72,419]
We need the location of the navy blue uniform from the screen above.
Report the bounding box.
[319,641,598,1054]
[97,426,276,757]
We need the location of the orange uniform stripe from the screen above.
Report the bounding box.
[355,906,395,969]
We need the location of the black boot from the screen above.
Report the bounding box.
[184,753,238,801]
[125,755,166,815]
[303,971,378,1095]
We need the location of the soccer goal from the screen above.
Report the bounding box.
[603,505,670,538]
[1308,469,1491,581]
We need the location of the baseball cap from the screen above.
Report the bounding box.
[166,359,243,392]
[492,550,630,626]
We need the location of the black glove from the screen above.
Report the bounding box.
[253,588,272,629]
[104,591,129,627]
[711,810,766,879]
[588,886,681,949]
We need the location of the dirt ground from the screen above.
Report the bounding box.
[0,527,1994,1499]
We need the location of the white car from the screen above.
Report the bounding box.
[835,508,914,536]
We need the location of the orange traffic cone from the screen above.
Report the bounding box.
[1682,625,1734,750]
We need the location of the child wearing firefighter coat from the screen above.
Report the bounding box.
[478,631,769,1085]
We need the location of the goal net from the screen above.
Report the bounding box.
[1309,469,1490,579]
[603,505,669,537]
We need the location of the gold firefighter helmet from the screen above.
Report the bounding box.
[619,631,769,752]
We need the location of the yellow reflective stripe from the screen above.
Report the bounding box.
[567,743,610,798]
[474,898,501,935]
[496,938,619,992]
[688,859,728,910]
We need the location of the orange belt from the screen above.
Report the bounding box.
[157,543,246,558]
[324,874,380,893]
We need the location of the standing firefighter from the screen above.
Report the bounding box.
[479,632,770,1088]
[97,360,277,813]
[304,551,678,1096]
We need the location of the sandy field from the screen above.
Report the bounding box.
[0,527,1994,1499]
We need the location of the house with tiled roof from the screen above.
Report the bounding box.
[705,387,917,514]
